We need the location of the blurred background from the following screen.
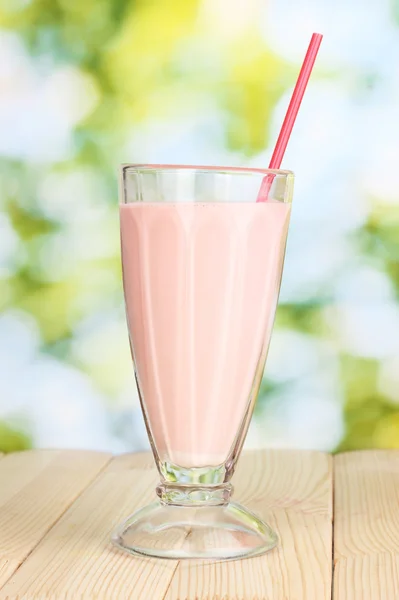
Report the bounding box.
[1,0,399,454]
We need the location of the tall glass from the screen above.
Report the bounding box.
[112,165,294,560]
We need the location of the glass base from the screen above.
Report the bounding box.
[112,501,278,561]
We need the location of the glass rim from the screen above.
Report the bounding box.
[121,163,294,177]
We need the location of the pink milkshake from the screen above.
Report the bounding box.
[120,201,290,468]
[113,32,319,562]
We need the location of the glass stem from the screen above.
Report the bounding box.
[156,482,233,507]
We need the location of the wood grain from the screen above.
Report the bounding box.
[333,450,399,600]
[0,450,332,599]
[165,449,333,600]
[0,452,179,600]
[0,449,111,589]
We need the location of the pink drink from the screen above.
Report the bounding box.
[120,201,290,468]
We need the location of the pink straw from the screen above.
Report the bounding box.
[257,33,323,202]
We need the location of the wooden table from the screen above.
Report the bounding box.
[0,449,398,599]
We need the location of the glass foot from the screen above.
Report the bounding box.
[112,501,278,561]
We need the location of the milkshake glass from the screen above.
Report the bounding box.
[113,165,294,560]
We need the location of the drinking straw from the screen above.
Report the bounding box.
[257,33,323,202]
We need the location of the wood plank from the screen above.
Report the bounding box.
[0,450,332,599]
[333,450,399,600]
[0,449,111,589]
[165,450,333,600]
[0,452,178,600]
